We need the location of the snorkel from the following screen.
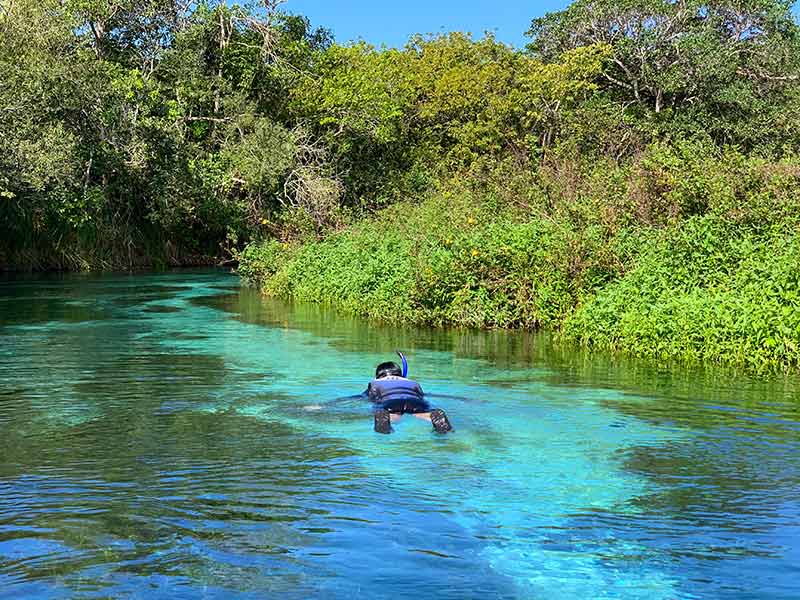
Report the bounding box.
[396,351,408,378]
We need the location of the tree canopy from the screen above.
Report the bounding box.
[1,0,799,269]
[527,0,800,145]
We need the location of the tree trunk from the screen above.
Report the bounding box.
[89,20,106,58]
[214,10,225,114]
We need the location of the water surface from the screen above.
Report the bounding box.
[1,270,798,599]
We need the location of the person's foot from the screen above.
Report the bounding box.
[430,409,452,434]
[374,409,392,434]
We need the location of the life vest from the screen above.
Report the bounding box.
[367,375,424,404]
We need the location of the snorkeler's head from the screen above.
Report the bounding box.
[375,361,402,379]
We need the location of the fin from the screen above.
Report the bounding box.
[374,409,392,434]
[430,409,452,434]
[396,351,408,378]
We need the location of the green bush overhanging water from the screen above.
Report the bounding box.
[239,145,800,372]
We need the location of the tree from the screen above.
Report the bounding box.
[289,33,609,209]
[527,0,800,123]
[0,0,84,246]
[0,0,335,266]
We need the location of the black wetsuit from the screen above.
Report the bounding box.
[367,375,431,414]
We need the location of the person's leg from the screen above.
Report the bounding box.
[374,408,391,434]
[429,408,453,433]
[411,410,452,433]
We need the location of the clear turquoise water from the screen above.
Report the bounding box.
[1,270,799,599]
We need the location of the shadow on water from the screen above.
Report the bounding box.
[201,288,800,416]
[194,288,548,365]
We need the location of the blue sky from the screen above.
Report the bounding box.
[282,0,573,48]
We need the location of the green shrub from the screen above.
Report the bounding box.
[240,151,800,373]
[236,239,289,285]
[239,188,621,327]
[565,218,800,371]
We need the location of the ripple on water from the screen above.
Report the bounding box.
[1,270,799,599]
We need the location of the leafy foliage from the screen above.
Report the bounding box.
[4,0,800,370]
[527,0,800,147]
[0,0,332,268]
[240,143,800,371]
[565,218,800,371]
[289,34,609,203]
[238,183,619,328]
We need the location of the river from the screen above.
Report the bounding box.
[1,270,798,599]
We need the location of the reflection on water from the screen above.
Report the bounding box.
[0,270,798,599]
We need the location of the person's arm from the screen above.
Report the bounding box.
[419,391,477,403]
[328,383,370,404]
[332,392,368,401]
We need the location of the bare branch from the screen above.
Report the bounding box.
[736,68,799,82]
[183,116,231,123]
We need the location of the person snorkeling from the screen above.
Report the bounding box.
[367,352,453,434]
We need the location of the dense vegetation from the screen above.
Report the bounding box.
[238,149,800,370]
[1,0,333,268]
[4,0,800,370]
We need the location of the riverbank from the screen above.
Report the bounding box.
[0,241,225,273]
[238,153,800,373]
[7,0,800,371]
